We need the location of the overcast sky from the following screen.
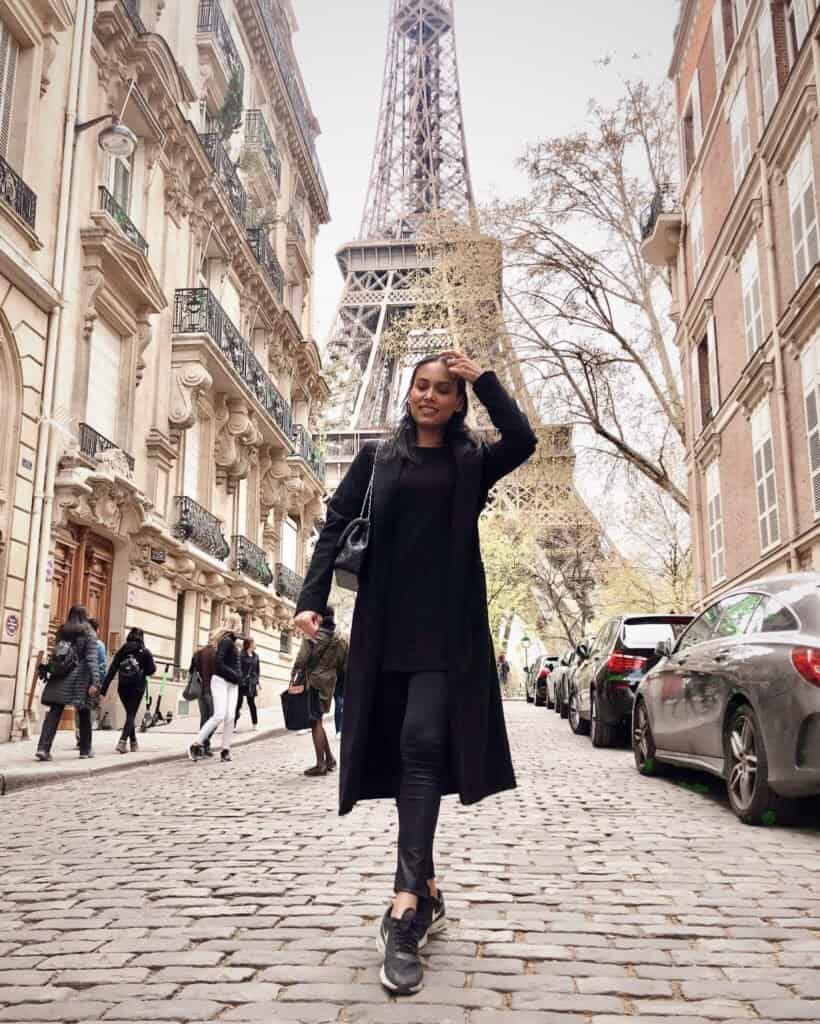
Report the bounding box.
[292,0,680,344]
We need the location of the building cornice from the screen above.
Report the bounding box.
[668,0,697,80]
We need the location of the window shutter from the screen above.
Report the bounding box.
[751,401,779,550]
[0,23,19,160]
[730,81,751,190]
[87,319,122,442]
[757,8,778,123]
[802,343,820,517]
[692,70,703,152]
[713,2,727,82]
[691,348,702,434]
[707,317,720,413]
[183,415,201,501]
[741,237,764,357]
[237,477,248,536]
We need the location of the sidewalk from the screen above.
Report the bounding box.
[0,699,318,796]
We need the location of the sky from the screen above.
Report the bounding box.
[292,0,681,345]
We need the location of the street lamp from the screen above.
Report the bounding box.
[74,79,138,159]
[521,634,531,672]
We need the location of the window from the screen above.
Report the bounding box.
[109,154,132,213]
[0,21,18,159]
[740,236,764,356]
[747,596,799,633]
[87,318,122,442]
[706,462,726,584]
[183,415,201,502]
[730,80,752,191]
[715,592,761,637]
[692,319,720,433]
[621,620,686,651]
[681,72,703,177]
[678,603,722,651]
[787,137,819,286]
[751,400,780,551]
[800,338,820,517]
[786,0,812,67]
[757,7,778,124]
[281,516,298,571]
[689,197,705,279]
[713,1,727,82]
[279,630,291,655]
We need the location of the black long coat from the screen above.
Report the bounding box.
[296,371,537,815]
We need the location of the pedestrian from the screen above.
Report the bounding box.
[100,628,156,753]
[36,605,102,761]
[294,352,536,995]
[189,639,216,758]
[188,613,242,763]
[292,605,348,776]
[497,652,511,697]
[75,617,107,748]
[235,636,260,730]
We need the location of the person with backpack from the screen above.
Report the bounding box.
[36,605,102,761]
[101,628,156,753]
[235,636,260,730]
[292,605,348,776]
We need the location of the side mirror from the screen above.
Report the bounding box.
[655,639,672,658]
[576,642,590,660]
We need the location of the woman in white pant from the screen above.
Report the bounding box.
[189,615,243,763]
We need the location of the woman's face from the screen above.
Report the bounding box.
[407,359,464,430]
[247,639,255,652]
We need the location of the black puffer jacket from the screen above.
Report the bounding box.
[100,641,156,696]
[214,633,241,684]
[41,625,100,709]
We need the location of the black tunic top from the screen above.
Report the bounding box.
[382,446,455,672]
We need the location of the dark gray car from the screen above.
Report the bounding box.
[633,573,820,824]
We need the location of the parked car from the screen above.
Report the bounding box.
[548,649,573,712]
[632,574,820,824]
[569,614,693,747]
[525,655,554,707]
[552,641,594,718]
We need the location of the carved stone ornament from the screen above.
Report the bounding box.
[214,394,264,481]
[169,362,213,430]
[258,445,291,516]
[82,267,106,341]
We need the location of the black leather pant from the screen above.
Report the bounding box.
[235,690,258,725]
[118,684,145,742]
[198,693,214,751]
[392,671,448,898]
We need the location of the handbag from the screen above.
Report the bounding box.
[280,678,322,731]
[333,445,379,592]
[182,667,203,702]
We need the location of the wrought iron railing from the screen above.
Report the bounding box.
[247,226,284,302]
[258,0,327,202]
[199,132,247,226]
[98,186,148,255]
[173,496,230,560]
[0,154,37,231]
[197,0,244,89]
[640,183,678,241]
[245,110,282,188]
[288,209,306,245]
[122,0,147,34]
[290,424,325,484]
[173,288,293,437]
[233,535,273,586]
[275,563,303,603]
[78,422,135,472]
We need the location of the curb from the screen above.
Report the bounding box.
[0,721,300,797]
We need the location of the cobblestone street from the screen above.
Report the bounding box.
[1,702,819,1023]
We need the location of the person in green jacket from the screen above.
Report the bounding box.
[292,605,348,777]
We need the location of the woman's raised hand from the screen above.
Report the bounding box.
[294,610,322,639]
[441,350,483,383]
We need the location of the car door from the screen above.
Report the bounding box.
[687,592,762,757]
[578,620,617,719]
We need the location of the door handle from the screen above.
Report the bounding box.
[713,653,730,663]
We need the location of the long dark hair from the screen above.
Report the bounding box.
[58,605,91,642]
[383,354,475,462]
[126,627,144,646]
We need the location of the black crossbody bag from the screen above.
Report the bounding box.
[332,445,379,592]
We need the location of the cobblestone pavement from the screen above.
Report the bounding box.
[1,701,819,1023]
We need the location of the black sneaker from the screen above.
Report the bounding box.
[188,743,203,762]
[220,749,232,762]
[414,889,446,946]
[202,745,214,758]
[378,908,423,995]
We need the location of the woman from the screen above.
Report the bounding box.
[291,605,348,776]
[235,636,260,730]
[294,352,536,995]
[190,639,216,757]
[101,628,156,753]
[36,605,101,761]
[189,614,242,763]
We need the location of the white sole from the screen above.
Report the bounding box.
[379,963,423,995]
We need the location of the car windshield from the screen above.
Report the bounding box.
[622,621,686,651]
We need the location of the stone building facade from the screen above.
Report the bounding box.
[643,0,820,603]
[0,0,329,741]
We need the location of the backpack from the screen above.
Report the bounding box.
[48,639,78,678]
[118,654,143,685]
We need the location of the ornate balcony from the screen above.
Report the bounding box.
[98,186,148,255]
[290,424,325,485]
[199,132,247,227]
[173,496,230,560]
[247,226,284,302]
[233,534,273,586]
[197,0,244,95]
[173,288,292,438]
[78,422,135,472]
[275,562,303,604]
[244,109,282,190]
[0,154,37,232]
[640,183,682,267]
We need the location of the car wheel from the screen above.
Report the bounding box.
[590,689,617,748]
[725,704,793,826]
[525,691,533,704]
[559,698,569,720]
[546,689,554,710]
[633,698,663,775]
[568,685,590,735]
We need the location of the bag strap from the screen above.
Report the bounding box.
[359,443,380,521]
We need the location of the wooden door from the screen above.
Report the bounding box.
[47,527,114,650]
[48,529,79,649]
[82,534,114,649]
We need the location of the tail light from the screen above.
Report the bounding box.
[791,647,820,687]
[607,653,647,675]
[537,669,549,681]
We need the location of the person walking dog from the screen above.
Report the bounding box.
[294,352,536,995]
[36,605,102,761]
[188,614,242,763]
[235,637,260,730]
[292,605,348,776]
[101,628,156,753]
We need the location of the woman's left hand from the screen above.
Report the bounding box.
[441,350,483,383]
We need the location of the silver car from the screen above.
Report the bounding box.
[632,573,820,824]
